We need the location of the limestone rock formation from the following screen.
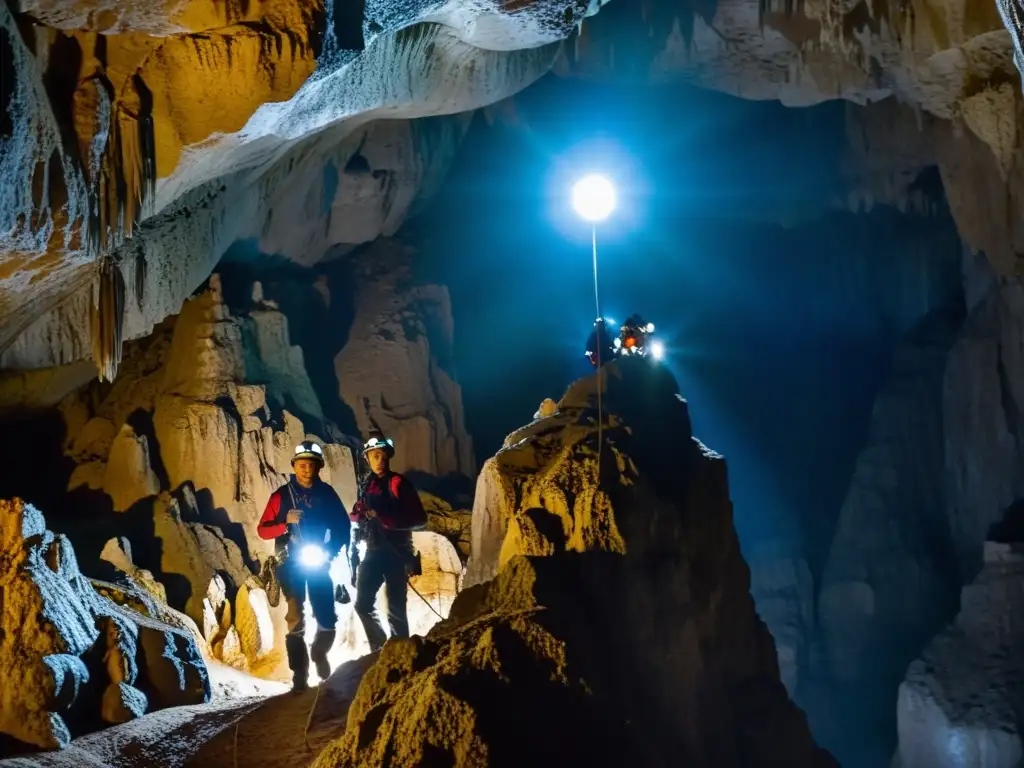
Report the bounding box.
[334,239,474,478]
[257,116,475,264]
[895,512,1024,768]
[0,0,564,387]
[945,274,1024,579]
[419,491,472,562]
[321,360,833,767]
[747,547,815,696]
[563,0,1024,272]
[0,498,210,751]
[819,308,964,688]
[53,273,358,679]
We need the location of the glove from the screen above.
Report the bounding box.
[335,584,351,605]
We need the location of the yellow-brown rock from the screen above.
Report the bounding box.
[0,498,210,750]
[320,360,834,767]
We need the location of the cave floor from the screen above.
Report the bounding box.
[0,655,376,768]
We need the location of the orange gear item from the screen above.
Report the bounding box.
[624,336,637,349]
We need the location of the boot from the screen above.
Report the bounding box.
[285,633,309,692]
[310,629,336,681]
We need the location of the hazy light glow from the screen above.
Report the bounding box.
[572,174,616,222]
[651,340,665,360]
[646,322,655,333]
[299,544,328,568]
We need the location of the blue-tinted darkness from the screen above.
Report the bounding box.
[410,75,963,567]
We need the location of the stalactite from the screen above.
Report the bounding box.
[133,242,146,311]
[90,254,125,383]
[89,75,156,257]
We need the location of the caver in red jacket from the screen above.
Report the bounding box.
[258,478,350,557]
[350,471,426,551]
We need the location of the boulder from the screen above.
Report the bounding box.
[895,526,1024,768]
[0,498,210,750]
[319,360,833,767]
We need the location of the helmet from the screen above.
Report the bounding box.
[292,440,325,466]
[362,434,395,458]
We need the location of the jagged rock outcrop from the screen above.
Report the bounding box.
[257,116,475,265]
[894,507,1024,768]
[819,308,964,688]
[334,239,473,478]
[945,274,1024,579]
[747,546,815,696]
[53,273,358,679]
[0,498,210,751]
[420,491,472,562]
[61,273,357,558]
[320,360,833,767]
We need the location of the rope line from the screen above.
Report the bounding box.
[592,223,604,479]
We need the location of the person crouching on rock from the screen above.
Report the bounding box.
[349,433,427,652]
[257,440,350,692]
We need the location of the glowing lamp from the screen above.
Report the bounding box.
[299,544,328,569]
[572,174,616,222]
[651,340,665,360]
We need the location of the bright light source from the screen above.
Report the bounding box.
[645,322,655,333]
[299,544,328,568]
[613,337,622,348]
[572,174,616,222]
[651,340,665,360]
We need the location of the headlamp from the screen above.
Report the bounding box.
[363,437,395,452]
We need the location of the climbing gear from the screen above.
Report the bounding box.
[362,434,395,457]
[260,556,281,608]
[292,440,325,466]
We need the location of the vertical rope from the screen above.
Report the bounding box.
[592,224,603,480]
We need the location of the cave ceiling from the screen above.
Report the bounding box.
[1,0,1023,396]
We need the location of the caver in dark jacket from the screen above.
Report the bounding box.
[349,434,427,651]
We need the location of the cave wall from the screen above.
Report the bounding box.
[0,0,570,391]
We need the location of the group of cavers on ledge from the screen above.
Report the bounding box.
[256,433,426,692]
